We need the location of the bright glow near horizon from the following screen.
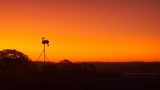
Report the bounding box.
[0,0,159,62]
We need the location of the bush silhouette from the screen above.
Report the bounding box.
[41,59,97,79]
[0,49,38,75]
[0,49,30,64]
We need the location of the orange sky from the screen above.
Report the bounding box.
[0,0,159,62]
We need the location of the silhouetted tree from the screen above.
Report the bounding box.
[0,49,38,75]
[59,59,73,65]
[0,49,30,64]
[58,59,77,73]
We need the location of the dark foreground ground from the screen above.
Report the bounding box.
[1,75,160,90]
[1,61,160,90]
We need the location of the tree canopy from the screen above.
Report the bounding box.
[0,49,38,74]
[0,49,31,64]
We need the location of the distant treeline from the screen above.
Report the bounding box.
[35,61,160,73]
[92,62,160,73]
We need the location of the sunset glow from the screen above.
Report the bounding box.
[0,0,159,62]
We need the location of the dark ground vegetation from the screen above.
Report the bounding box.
[0,49,160,90]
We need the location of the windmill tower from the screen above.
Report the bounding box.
[42,37,49,62]
[37,37,49,63]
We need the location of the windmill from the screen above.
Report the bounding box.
[37,37,49,63]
